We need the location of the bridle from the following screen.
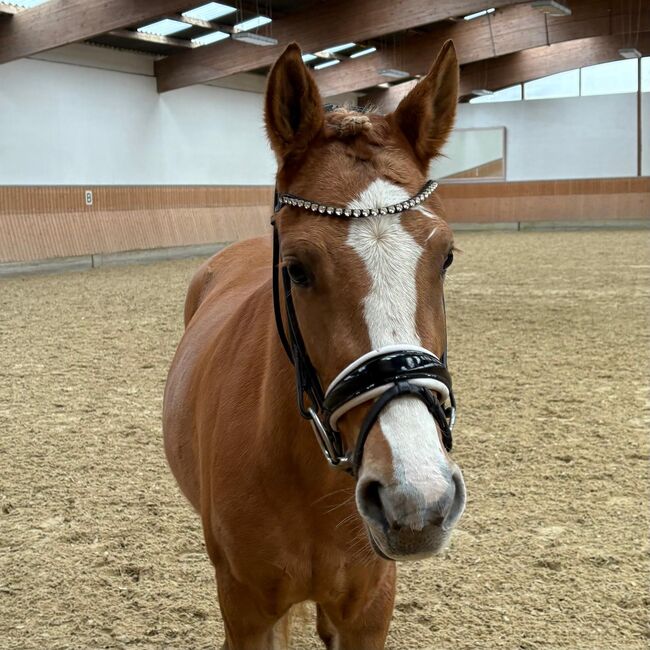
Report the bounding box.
[271,180,456,477]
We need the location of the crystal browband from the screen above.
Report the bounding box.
[276,180,438,218]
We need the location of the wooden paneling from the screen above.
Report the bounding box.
[0,185,273,264]
[438,177,650,222]
[445,159,504,180]
[0,186,273,214]
[0,180,647,264]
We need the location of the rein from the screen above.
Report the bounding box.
[271,181,456,476]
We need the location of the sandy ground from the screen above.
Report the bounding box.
[0,230,648,650]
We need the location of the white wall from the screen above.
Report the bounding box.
[0,55,276,185]
[454,92,648,180]
[1,47,647,185]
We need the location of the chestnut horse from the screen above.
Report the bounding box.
[163,41,466,649]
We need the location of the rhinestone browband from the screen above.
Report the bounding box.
[277,180,438,218]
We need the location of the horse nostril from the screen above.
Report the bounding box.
[441,467,466,531]
[428,512,446,528]
[358,480,387,528]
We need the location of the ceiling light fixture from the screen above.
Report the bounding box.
[137,19,191,36]
[183,2,236,21]
[471,89,494,96]
[302,53,318,62]
[192,31,230,45]
[463,7,495,20]
[618,47,641,59]
[531,0,572,16]
[350,46,377,58]
[378,82,391,88]
[378,68,410,79]
[231,32,277,46]
[314,59,341,70]
[321,42,356,54]
[234,15,272,31]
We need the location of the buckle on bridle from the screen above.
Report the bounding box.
[307,408,351,470]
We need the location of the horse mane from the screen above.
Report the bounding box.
[323,104,380,139]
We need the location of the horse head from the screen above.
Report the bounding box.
[266,42,466,561]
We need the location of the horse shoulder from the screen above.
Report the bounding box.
[163,235,272,512]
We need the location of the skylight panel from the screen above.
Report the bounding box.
[321,43,356,55]
[463,7,495,20]
[192,31,230,46]
[183,2,236,21]
[314,60,340,70]
[234,15,272,31]
[13,0,52,7]
[138,19,192,36]
[350,47,377,59]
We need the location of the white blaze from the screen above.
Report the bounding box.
[346,179,449,495]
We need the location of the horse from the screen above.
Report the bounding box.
[163,40,466,649]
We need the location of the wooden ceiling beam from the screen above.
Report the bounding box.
[0,0,195,64]
[315,0,650,97]
[0,3,20,18]
[458,32,650,96]
[106,30,195,50]
[154,0,529,92]
[363,33,650,112]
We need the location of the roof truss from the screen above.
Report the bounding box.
[154,0,529,92]
[315,0,649,97]
[363,33,650,112]
[0,0,195,64]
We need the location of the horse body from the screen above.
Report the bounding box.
[164,236,394,644]
[163,40,466,648]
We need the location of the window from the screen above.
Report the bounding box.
[581,59,639,96]
[524,69,579,100]
[469,85,522,104]
[183,3,235,21]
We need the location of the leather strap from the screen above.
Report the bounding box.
[352,381,452,477]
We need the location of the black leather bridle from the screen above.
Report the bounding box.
[271,181,456,476]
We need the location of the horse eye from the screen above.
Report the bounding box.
[286,262,310,287]
[443,251,454,272]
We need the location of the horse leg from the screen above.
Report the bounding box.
[316,604,337,649]
[319,564,396,650]
[216,569,289,650]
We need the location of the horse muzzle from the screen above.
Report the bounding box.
[357,464,466,560]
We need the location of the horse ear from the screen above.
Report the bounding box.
[391,40,459,168]
[265,43,325,160]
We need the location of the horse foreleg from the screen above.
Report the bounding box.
[316,604,337,649]
[216,569,289,650]
[318,564,396,650]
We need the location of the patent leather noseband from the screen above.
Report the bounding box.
[271,181,456,476]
